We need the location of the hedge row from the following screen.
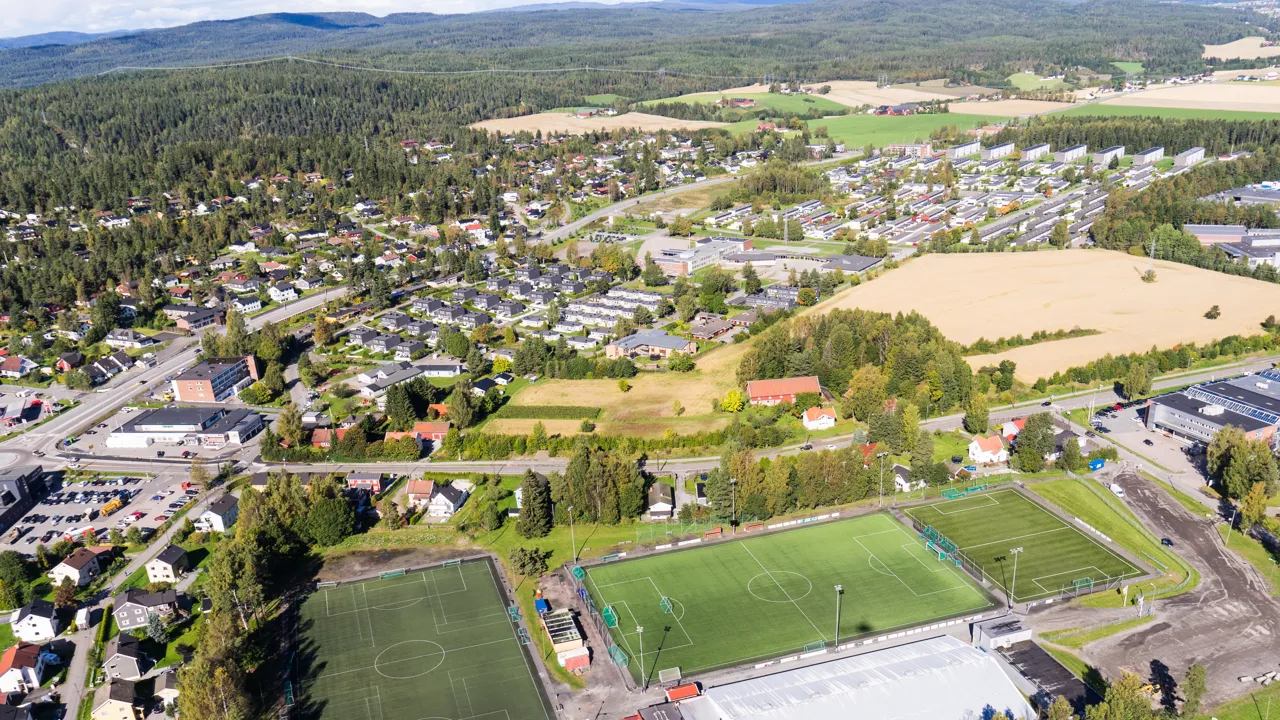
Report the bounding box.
[493,405,602,420]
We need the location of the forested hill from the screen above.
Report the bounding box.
[0,0,1259,88]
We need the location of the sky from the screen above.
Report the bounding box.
[0,0,643,38]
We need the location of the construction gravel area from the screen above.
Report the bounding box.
[1034,471,1280,707]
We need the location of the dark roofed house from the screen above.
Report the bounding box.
[647,483,675,519]
[92,678,138,720]
[112,588,180,632]
[103,634,147,681]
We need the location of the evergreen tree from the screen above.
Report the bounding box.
[516,470,553,539]
[741,262,762,294]
[1181,664,1206,718]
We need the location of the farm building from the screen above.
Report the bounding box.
[744,376,822,405]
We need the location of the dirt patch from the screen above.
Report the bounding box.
[631,184,727,215]
[947,99,1073,116]
[472,111,725,136]
[318,545,480,582]
[1204,36,1280,60]
[815,251,1280,380]
[1097,83,1280,113]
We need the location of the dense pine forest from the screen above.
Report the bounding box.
[0,0,1260,88]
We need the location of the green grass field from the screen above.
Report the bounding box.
[1008,72,1066,91]
[584,93,628,105]
[642,92,850,114]
[583,513,994,682]
[1111,62,1145,74]
[1056,104,1280,121]
[904,488,1144,602]
[803,113,998,147]
[298,561,552,720]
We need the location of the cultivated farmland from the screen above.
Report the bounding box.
[808,113,998,147]
[817,252,1280,380]
[947,99,1073,116]
[1094,82,1280,114]
[1203,36,1280,60]
[472,111,725,135]
[640,91,850,115]
[1058,104,1280,121]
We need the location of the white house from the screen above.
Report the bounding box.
[9,601,60,643]
[48,547,105,587]
[0,643,44,694]
[268,283,297,303]
[647,483,675,520]
[195,495,239,533]
[892,464,925,493]
[428,484,468,517]
[801,406,837,431]
[968,434,1008,464]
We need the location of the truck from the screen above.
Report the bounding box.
[100,498,124,516]
[5,527,27,543]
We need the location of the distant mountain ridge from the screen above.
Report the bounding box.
[0,29,133,50]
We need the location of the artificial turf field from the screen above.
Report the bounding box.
[298,560,553,720]
[903,488,1145,603]
[583,513,994,682]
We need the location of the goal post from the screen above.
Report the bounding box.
[659,597,673,614]
[603,606,619,628]
[803,640,826,652]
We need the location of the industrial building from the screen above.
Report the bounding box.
[1175,146,1205,168]
[980,142,1014,161]
[670,636,1034,720]
[1093,145,1125,166]
[1206,184,1280,205]
[1133,147,1165,165]
[1215,229,1280,267]
[1055,144,1088,163]
[1145,370,1280,445]
[106,407,264,448]
[946,141,981,159]
[0,466,43,535]
[654,237,753,276]
[1021,143,1051,161]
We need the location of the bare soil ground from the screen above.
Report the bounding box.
[317,545,479,582]
[631,184,724,215]
[947,99,1073,116]
[1203,36,1280,60]
[472,111,725,135]
[1097,83,1280,113]
[816,251,1280,380]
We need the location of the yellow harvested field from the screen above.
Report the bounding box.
[947,99,1072,116]
[482,419,585,436]
[509,341,749,424]
[1098,83,1280,113]
[815,252,1280,381]
[807,81,952,107]
[1203,37,1280,60]
[471,111,725,135]
[916,79,1001,96]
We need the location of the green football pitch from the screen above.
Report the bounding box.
[298,560,553,720]
[583,513,994,682]
[903,488,1145,602]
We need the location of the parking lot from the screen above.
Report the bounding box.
[59,405,222,464]
[0,470,203,555]
[1088,403,1207,480]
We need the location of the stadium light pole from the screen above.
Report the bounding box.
[1010,547,1024,608]
[833,584,843,648]
[568,506,576,563]
[730,477,737,534]
[637,625,646,691]
[993,554,1008,608]
[877,452,889,507]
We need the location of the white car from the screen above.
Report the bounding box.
[826,444,838,451]
[66,463,81,470]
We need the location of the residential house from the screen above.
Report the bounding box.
[0,643,43,694]
[427,483,467,516]
[104,329,155,351]
[744,376,822,406]
[9,601,59,643]
[231,296,262,314]
[406,480,435,509]
[647,483,675,520]
[968,435,1008,464]
[153,672,179,708]
[801,407,837,431]
[268,283,297,303]
[112,588,180,632]
[145,545,188,584]
[102,634,146,681]
[395,341,427,361]
[0,356,38,379]
[604,330,697,360]
[56,352,85,372]
[347,472,382,493]
[49,546,106,587]
[92,678,140,720]
[892,464,925,493]
[195,495,238,533]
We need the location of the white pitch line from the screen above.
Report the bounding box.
[739,542,828,643]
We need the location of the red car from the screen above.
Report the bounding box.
[153,514,169,522]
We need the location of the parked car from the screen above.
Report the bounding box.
[1143,439,1154,446]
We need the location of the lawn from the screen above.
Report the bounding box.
[932,430,972,463]
[1057,104,1280,121]
[298,560,553,720]
[1111,61,1145,74]
[802,113,999,149]
[1008,72,1066,91]
[1217,525,1280,596]
[583,513,994,682]
[903,487,1144,602]
[584,93,628,106]
[641,92,850,115]
[1030,479,1195,605]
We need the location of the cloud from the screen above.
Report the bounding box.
[0,0,645,38]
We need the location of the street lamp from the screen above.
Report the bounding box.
[833,585,843,648]
[993,554,1009,607]
[636,625,646,691]
[877,452,889,507]
[1010,547,1023,607]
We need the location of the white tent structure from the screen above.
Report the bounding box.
[679,635,1034,720]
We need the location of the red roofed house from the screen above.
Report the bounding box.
[311,428,349,449]
[744,376,821,406]
[0,642,44,694]
[968,434,1008,465]
[406,480,435,509]
[1000,418,1027,440]
[411,421,451,442]
[428,403,449,419]
[802,406,837,431]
